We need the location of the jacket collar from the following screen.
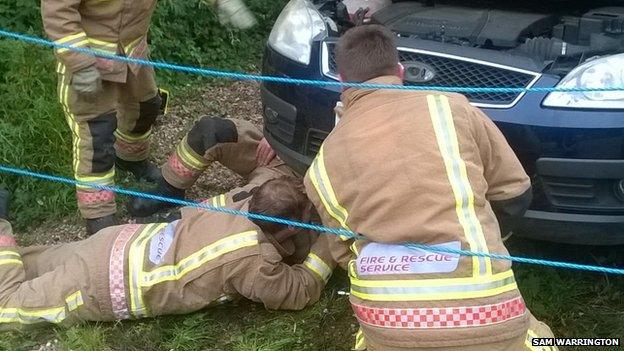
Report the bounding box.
[341,75,404,111]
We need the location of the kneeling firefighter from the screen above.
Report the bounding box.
[304,25,557,350]
[41,0,256,234]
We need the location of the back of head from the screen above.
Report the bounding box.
[336,24,399,83]
[248,177,308,234]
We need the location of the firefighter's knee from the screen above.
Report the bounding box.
[88,111,117,173]
[186,116,237,155]
[132,93,162,134]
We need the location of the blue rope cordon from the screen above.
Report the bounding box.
[1,164,623,275]
[1,28,624,94]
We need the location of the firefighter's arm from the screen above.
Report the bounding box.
[235,242,336,311]
[41,0,97,73]
[471,108,533,228]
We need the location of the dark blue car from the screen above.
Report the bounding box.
[261,0,624,244]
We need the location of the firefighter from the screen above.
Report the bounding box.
[128,117,285,217]
[303,25,557,350]
[0,175,335,329]
[41,0,257,234]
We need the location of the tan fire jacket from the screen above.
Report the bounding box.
[303,76,532,349]
[129,194,336,318]
[41,0,157,81]
[0,192,336,330]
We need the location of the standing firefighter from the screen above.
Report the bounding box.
[303,25,557,350]
[40,0,257,234]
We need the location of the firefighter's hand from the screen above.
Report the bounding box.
[216,0,257,29]
[71,65,102,96]
[256,137,276,167]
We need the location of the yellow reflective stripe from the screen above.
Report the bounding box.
[351,282,517,302]
[0,291,83,325]
[56,39,89,54]
[303,253,332,282]
[65,291,84,312]
[177,137,208,171]
[159,88,170,115]
[348,260,358,278]
[350,242,360,256]
[0,251,20,258]
[124,37,143,55]
[308,146,351,240]
[114,129,151,142]
[55,32,87,44]
[350,270,516,301]
[0,307,65,324]
[75,170,116,190]
[0,259,23,266]
[141,231,258,286]
[210,194,226,207]
[426,95,491,277]
[76,170,115,184]
[87,38,117,48]
[128,223,167,317]
[59,64,82,177]
[353,329,366,350]
[353,269,513,288]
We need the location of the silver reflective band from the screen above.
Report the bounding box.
[65,292,84,312]
[427,94,490,276]
[0,308,65,324]
[141,232,258,284]
[351,274,516,300]
[304,253,332,282]
[311,156,348,226]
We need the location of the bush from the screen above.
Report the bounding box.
[0,0,287,228]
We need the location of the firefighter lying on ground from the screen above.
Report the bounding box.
[303,25,557,350]
[0,175,335,329]
[41,0,256,234]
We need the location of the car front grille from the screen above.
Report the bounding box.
[306,129,329,157]
[323,42,539,108]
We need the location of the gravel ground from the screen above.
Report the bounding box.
[18,81,263,246]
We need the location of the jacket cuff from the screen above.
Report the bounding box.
[303,251,335,283]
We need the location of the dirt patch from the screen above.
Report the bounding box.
[17,81,263,246]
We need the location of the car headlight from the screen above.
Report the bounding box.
[268,0,326,65]
[543,54,624,109]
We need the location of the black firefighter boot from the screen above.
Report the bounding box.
[85,214,118,236]
[127,179,185,218]
[116,157,162,183]
[0,188,10,220]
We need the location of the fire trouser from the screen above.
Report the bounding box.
[57,63,161,218]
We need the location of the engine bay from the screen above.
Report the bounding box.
[316,0,624,73]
